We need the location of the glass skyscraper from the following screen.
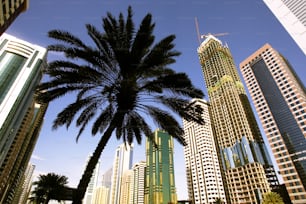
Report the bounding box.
[144,129,177,204]
[197,35,279,204]
[240,43,306,203]
[0,33,47,203]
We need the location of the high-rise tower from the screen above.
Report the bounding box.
[197,35,279,204]
[0,33,47,202]
[240,43,306,203]
[263,0,306,55]
[131,161,146,204]
[183,98,226,204]
[0,0,30,35]
[109,143,133,204]
[144,129,177,204]
[84,160,100,204]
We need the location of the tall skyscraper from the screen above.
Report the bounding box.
[144,129,177,204]
[183,98,226,204]
[14,163,35,204]
[119,169,133,204]
[263,0,306,55]
[92,186,109,204]
[102,167,112,189]
[84,160,100,204]
[240,43,306,203]
[0,33,47,202]
[109,143,133,204]
[131,161,146,204]
[197,35,279,204]
[0,0,29,35]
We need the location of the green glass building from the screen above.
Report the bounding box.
[145,129,177,204]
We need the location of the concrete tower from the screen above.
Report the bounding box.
[109,143,133,204]
[183,98,226,204]
[240,43,306,203]
[263,0,306,55]
[0,0,30,35]
[131,161,146,204]
[83,160,100,204]
[197,35,279,204]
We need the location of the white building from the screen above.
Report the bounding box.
[109,143,133,204]
[92,186,109,204]
[0,33,47,202]
[263,0,306,55]
[183,99,226,204]
[83,160,100,204]
[130,161,146,204]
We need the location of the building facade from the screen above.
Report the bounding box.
[183,98,226,204]
[240,43,306,203]
[131,161,146,204]
[197,35,279,204]
[109,143,133,204]
[144,130,177,204]
[14,163,35,204]
[263,0,306,55]
[83,161,100,204]
[119,169,133,204]
[0,33,47,202]
[0,0,29,35]
[92,186,109,204]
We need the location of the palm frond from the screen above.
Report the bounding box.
[52,97,95,129]
[145,105,186,145]
[48,30,88,49]
[131,13,155,65]
[156,96,205,125]
[141,35,180,71]
[36,86,80,103]
[91,105,114,135]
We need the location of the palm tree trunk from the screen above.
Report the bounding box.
[72,112,123,204]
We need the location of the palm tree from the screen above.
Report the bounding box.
[30,173,68,204]
[262,192,284,204]
[214,197,224,204]
[37,6,204,204]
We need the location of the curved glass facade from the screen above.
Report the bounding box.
[0,51,27,104]
[220,136,272,170]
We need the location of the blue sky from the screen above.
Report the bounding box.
[7,0,306,200]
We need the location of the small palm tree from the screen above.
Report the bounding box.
[262,192,284,204]
[37,6,204,204]
[214,197,224,204]
[30,173,68,204]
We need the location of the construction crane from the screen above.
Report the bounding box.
[194,17,229,43]
[200,32,229,39]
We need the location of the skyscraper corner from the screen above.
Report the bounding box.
[240,43,306,203]
[0,33,47,203]
[263,0,306,55]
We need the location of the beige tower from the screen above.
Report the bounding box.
[240,43,306,204]
[197,35,279,204]
[0,0,29,35]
